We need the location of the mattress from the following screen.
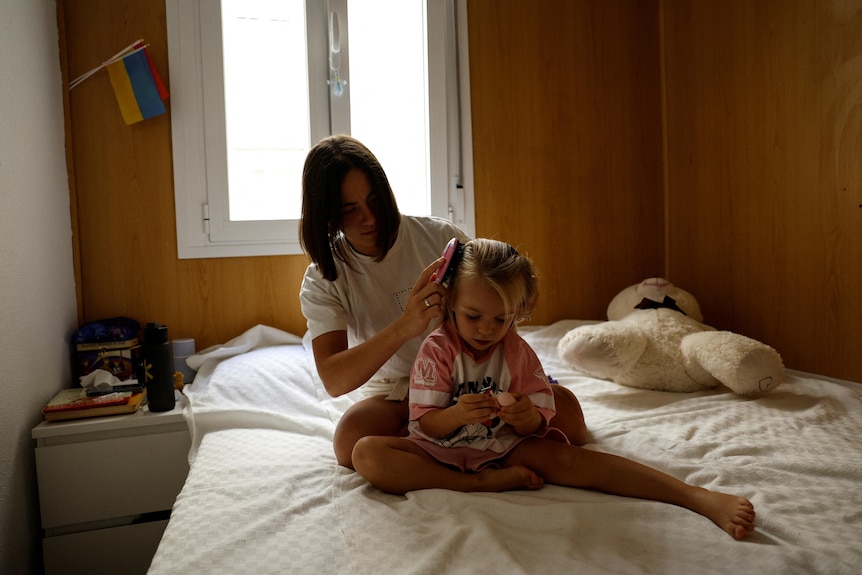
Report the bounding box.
[148,321,862,574]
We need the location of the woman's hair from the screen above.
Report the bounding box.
[448,238,539,324]
[300,135,401,280]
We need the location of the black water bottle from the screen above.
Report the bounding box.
[142,322,176,412]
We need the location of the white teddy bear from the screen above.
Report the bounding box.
[557,278,784,395]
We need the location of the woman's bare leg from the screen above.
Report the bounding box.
[504,438,755,540]
[352,436,544,495]
[549,386,589,445]
[333,397,408,468]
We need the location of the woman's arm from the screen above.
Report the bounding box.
[312,258,446,396]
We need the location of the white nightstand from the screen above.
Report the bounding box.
[32,392,191,575]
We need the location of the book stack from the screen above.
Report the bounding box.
[42,388,146,422]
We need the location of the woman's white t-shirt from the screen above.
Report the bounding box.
[300,215,468,384]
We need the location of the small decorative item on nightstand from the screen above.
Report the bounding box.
[71,316,141,386]
[171,337,197,384]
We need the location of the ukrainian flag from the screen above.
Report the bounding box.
[107,49,167,125]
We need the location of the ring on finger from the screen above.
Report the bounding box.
[423,297,431,308]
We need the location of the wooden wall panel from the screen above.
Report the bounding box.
[61,0,310,350]
[60,0,861,381]
[663,0,862,380]
[467,0,665,325]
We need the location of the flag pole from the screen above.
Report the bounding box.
[69,39,144,90]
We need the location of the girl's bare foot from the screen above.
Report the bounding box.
[476,465,544,492]
[691,488,756,539]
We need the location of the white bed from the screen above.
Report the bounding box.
[147,321,862,575]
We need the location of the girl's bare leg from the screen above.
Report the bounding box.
[352,436,544,495]
[549,385,589,445]
[334,388,586,467]
[333,397,409,469]
[504,438,755,540]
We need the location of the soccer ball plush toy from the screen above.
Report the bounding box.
[557,278,784,395]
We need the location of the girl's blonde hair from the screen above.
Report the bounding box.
[448,238,539,324]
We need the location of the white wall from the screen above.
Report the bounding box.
[0,1,77,573]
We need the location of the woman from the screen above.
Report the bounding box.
[299,135,587,470]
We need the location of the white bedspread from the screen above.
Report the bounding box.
[148,321,862,575]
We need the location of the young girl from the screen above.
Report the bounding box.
[352,238,756,540]
[299,135,588,470]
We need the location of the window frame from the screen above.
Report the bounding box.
[165,0,474,259]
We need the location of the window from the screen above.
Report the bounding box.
[166,0,474,259]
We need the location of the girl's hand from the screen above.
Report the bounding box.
[451,393,497,426]
[398,258,447,338]
[418,393,497,438]
[496,393,542,435]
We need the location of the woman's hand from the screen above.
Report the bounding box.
[396,257,448,339]
[312,257,449,397]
